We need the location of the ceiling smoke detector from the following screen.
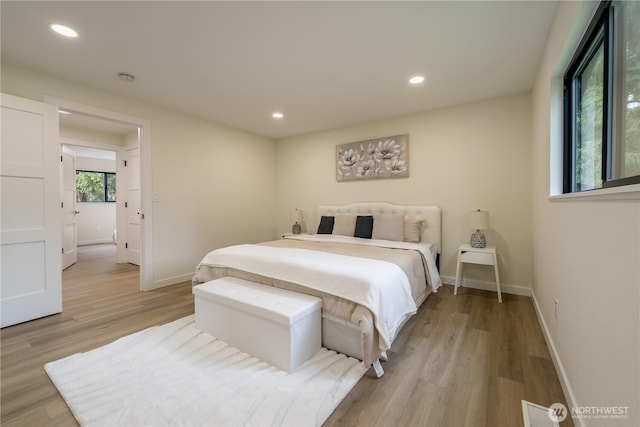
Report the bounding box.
[118,72,135,82]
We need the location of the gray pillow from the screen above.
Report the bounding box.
[372,214,405,241]
[404,218,423,243]
[333,215,356,236]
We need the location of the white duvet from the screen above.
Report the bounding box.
[285,234,442,293]
[197,242,417,351]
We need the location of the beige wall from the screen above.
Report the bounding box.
[60,124,126,146]
[276,92,533,290]
[2,63,278,287]
[532,1,640,426]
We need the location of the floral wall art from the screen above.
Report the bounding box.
[336,134,409,181]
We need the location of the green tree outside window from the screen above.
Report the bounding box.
[76,171,116,202]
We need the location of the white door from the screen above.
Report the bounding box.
[125,146,141,266]
[1,93,62,327]
[61,146,78,270]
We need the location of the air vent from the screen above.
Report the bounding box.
[522,400,561,427]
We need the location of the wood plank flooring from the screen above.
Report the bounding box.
[0,245,194,426]
[324,287,573,427]
[1,245,572,426]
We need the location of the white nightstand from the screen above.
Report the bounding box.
[454,244,502,303]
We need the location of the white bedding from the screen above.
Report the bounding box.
[284,234,442,293]
[196,241,416,350]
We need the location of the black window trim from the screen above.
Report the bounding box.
[76,170,116,203]
[563,0,640,193]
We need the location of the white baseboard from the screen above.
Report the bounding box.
[148,272,195,291]
[78,238,113,246]
[441,275,531,297]
[530,290,582,427]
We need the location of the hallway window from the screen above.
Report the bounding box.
[76,171,116,202]
[563,0,640,193]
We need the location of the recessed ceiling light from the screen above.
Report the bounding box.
[272,112,284,119]
[50,24,78,38]
[409,76,425,85]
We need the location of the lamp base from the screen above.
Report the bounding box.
[470,230,486,248]
[292,222,301,234]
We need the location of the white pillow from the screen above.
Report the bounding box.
[333,214,357,236]
[372,214,405,241]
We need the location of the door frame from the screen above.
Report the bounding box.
[45,96,153,291]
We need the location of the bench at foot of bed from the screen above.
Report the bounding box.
[193,277,322,373]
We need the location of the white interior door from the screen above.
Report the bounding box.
[1,93,62,327]
[61,146,77,270]
[125,146,141,266]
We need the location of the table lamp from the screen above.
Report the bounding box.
[469,209,489,248]
[291,209,303,234]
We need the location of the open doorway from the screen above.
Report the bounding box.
[61,145,118,270]
[46,95,153,291]
[58,108,143,289]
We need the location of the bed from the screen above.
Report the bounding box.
[193,202,442,374]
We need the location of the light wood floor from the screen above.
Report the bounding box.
[1,245,572,427]
[324,287,574,427]
[1,245,194,426]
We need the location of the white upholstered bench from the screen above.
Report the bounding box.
[193,277,322,373]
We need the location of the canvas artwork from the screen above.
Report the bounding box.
[336,134,409,182]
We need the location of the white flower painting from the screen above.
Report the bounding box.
[336,134,409,181]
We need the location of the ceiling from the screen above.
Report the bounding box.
[1,1,558,140]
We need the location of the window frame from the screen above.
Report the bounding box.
[563,0,640,193]
[76,170,116,203]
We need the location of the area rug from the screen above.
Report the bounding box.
[45,315,367,426]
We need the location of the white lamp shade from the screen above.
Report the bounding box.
[469,210,489,230]
[291,209,303,224]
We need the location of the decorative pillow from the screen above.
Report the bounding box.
[354,215,374,239]
[333,214,357,236]
[404,218,423,243]
[371,214,405,241]
[317,216,335,234]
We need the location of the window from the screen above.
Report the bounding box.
[563,0,640,193]
[76,171,116,202]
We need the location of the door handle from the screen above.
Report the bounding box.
[74,210,80,214]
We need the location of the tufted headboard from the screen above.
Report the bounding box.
[317,202,442,254]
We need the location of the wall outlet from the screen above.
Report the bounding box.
[554,299,559,320]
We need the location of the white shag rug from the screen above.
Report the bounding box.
[45,315,367,426]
